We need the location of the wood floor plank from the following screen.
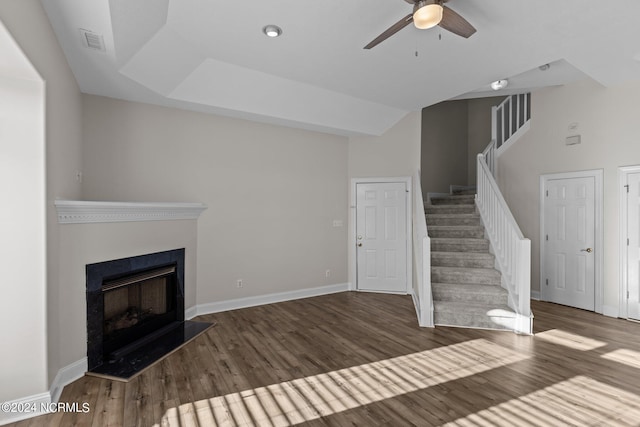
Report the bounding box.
[9,294,640,426]
[90,380,125,427]
[122,371,154,427]
[146,358,179,424]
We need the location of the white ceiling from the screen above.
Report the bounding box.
[40,0,640,136]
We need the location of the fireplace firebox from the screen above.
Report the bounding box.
[86,249,211,380]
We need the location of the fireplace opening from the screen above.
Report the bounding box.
[86,249,212,381]
[102,265,177,361]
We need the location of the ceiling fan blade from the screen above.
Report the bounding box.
[439,5,476,38]
[364,14,413,49]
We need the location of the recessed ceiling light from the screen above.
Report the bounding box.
[539,63,550,71]
[263,25,283,38]
[490,79,509,91]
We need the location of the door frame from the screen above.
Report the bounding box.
[539,169,603,313]
[349,177,412,294]
[618,165,640,319]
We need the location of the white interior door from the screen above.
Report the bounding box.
[626,172,640,320]
[543,176,596,311]
[356,182,407,293]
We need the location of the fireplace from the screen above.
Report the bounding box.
[86,249,211,380]
[102,264,178,361]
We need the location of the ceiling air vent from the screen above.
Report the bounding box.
[79,29,106,52]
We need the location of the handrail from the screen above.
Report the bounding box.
[492,93,531,153]
[482,140,496,177]
[476,151,532,334]
[412,171,433,327]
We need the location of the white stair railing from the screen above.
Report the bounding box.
[492,93,531,155]
[412,172,433,327]
[482,140,496,177]
[476,152,532,334]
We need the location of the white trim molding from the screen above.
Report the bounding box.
[618,165,640,320]
[0,358,88,425]
[49,358,87,404]
[496,120,531,158]
[191,283,349,317]
[54,200,207,224]
[0,393,51,425]
[531,290,541,300]
[602,305,620,319]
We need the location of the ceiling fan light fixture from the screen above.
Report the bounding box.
[262,25,282,38]
[490,79,509,91]
[413,1,443,30]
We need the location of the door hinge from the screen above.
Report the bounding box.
[546,190,549,197]
[628,238,630,246]
[628,290,630,299]
[546,234,549,241]
[546,279,549,286]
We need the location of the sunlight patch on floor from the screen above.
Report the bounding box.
[443,375,640,426]
[601,348,640,370]
[154,338,529,426]
[535,329,607,351]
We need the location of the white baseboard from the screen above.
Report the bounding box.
[0,392,50,425]
[192,283,350,317]
[0,357,88,426]
[531,290,541,300]
[185,305,198,320]
[602,304,619,318]
[515,313,534,335]
[50,357,87,404]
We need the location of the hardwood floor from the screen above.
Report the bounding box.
[9,293,640,426]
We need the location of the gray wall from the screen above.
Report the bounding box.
[81,95,349,306]
[421,97,504,194]
[421,100,468,194]
[467,97,505,184]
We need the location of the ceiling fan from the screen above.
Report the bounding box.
[364,0,476,49]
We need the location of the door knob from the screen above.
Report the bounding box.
[581,247,593,253]
[357,243,362,247]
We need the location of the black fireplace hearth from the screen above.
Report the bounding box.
[86,249,211,380]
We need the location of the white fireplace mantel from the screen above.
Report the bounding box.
[54,200,207,224]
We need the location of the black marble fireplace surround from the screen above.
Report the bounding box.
[86,248,211,380]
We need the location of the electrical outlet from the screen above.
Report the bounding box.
[236,279,243,288]
[325,270,331,278]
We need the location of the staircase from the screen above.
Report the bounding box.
[426,187,517,330]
